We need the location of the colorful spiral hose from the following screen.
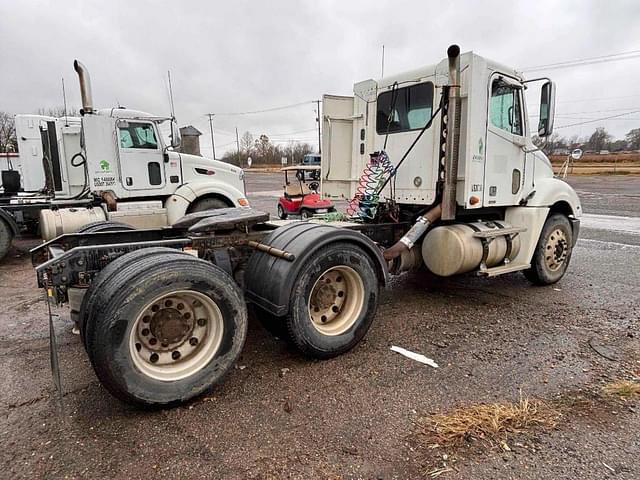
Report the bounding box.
[346,151,395,220]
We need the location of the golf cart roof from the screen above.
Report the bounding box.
[281,165,321,171]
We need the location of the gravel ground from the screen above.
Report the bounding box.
[0,174,638,479]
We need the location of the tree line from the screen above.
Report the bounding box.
[534,127,640,155]
[220,132,315,167]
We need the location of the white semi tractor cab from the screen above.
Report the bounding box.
[0,61,247,259]
[322,46,581,283]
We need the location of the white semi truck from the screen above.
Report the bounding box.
[34,46,581,407]
[0,61,248,260]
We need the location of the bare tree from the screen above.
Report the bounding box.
[0,112,17,153]
[36,106,81,118]
[240,131,254,155]
[626,128,640,150]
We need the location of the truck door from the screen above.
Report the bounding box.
[117,120,165,191]
[483,75,526,206]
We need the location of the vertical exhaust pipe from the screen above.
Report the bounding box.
[73,60,94,114]
[442,45,461,220]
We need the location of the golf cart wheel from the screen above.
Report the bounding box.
[80,247,189,350]
[285,242,379,359]
[524,213,574,285]
[300,209,312,220]
[87,254,247,407]
[277,204,288,219]
[0,218,13,261]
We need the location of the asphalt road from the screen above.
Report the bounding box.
[1,174,638,479]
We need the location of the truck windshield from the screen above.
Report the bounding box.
[376,82,434,134]
[119,122,159,149]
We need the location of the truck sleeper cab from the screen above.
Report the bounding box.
[321,47,581,284]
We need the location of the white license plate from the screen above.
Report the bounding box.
[315,209,328,213]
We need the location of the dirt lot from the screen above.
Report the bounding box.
[1,174,639,479]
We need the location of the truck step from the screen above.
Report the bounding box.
[478,263,530,277]
[472,226,526,239]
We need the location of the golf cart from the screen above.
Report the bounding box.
[277,165,335,219]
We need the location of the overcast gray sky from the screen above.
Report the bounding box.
[2,0,640,156]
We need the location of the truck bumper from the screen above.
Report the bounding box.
[570,217,580,247]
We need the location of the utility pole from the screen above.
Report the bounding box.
[315,99,321,154]
[235,127,240,163]
[207,113,216,159]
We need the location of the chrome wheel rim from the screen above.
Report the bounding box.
[307,266,364,336]
[129,290,224,381]
[545,228,568,272]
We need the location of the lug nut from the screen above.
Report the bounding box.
[141,328,150,336]
[142,315,150,323]
[197,318,206,327]
[149,338,157,346]
[183,312,191,320]
[150,353,159,363]
[171,351,181,360]
[165,299,173,307]
[177,303,185,310]
[189,337,198,346]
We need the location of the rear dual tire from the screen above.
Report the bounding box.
[257,242,380,359]
[83,249,247,407]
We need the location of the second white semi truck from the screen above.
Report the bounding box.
[0,61,248,260]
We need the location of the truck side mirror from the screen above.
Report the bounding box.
[170,121,181,149]
[538,81,556,137]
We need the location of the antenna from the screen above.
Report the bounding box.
[167,70,176,120]
[381,44,385,77]
[61,77,69,126]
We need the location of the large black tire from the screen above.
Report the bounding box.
[284,242,379,359]
[0,219,13,261]
[86,254,247,407]
[524,213,574,285]
[189,197,229,213]
[77,220,135,233]
[79,247,189,349]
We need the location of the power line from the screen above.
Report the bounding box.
[555,109,640,129]
[206,100,316,116]
[522,49,640,72]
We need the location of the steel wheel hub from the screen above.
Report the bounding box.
[130,290,224,381]
[308,266,364,336]
[545,228,568,271]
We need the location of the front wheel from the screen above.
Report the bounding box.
[524,213,574,285]
[277,204,288,219]
[300,209,312,220]
[189,197,229,213]
[285,242,379,358]
[0,219,13,261]
[86,254,247,407]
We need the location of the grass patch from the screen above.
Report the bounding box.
[602,380,640,399]
[422,394,560,447]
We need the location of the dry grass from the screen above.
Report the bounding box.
[602,380,640,399]
[422,394,561,447]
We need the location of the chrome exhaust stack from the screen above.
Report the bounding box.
[442,44,461,220]
[73,60,94,114]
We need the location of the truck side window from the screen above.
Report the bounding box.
[376,82,434,134]
[118,123,159,149]
[490,80,523,136]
